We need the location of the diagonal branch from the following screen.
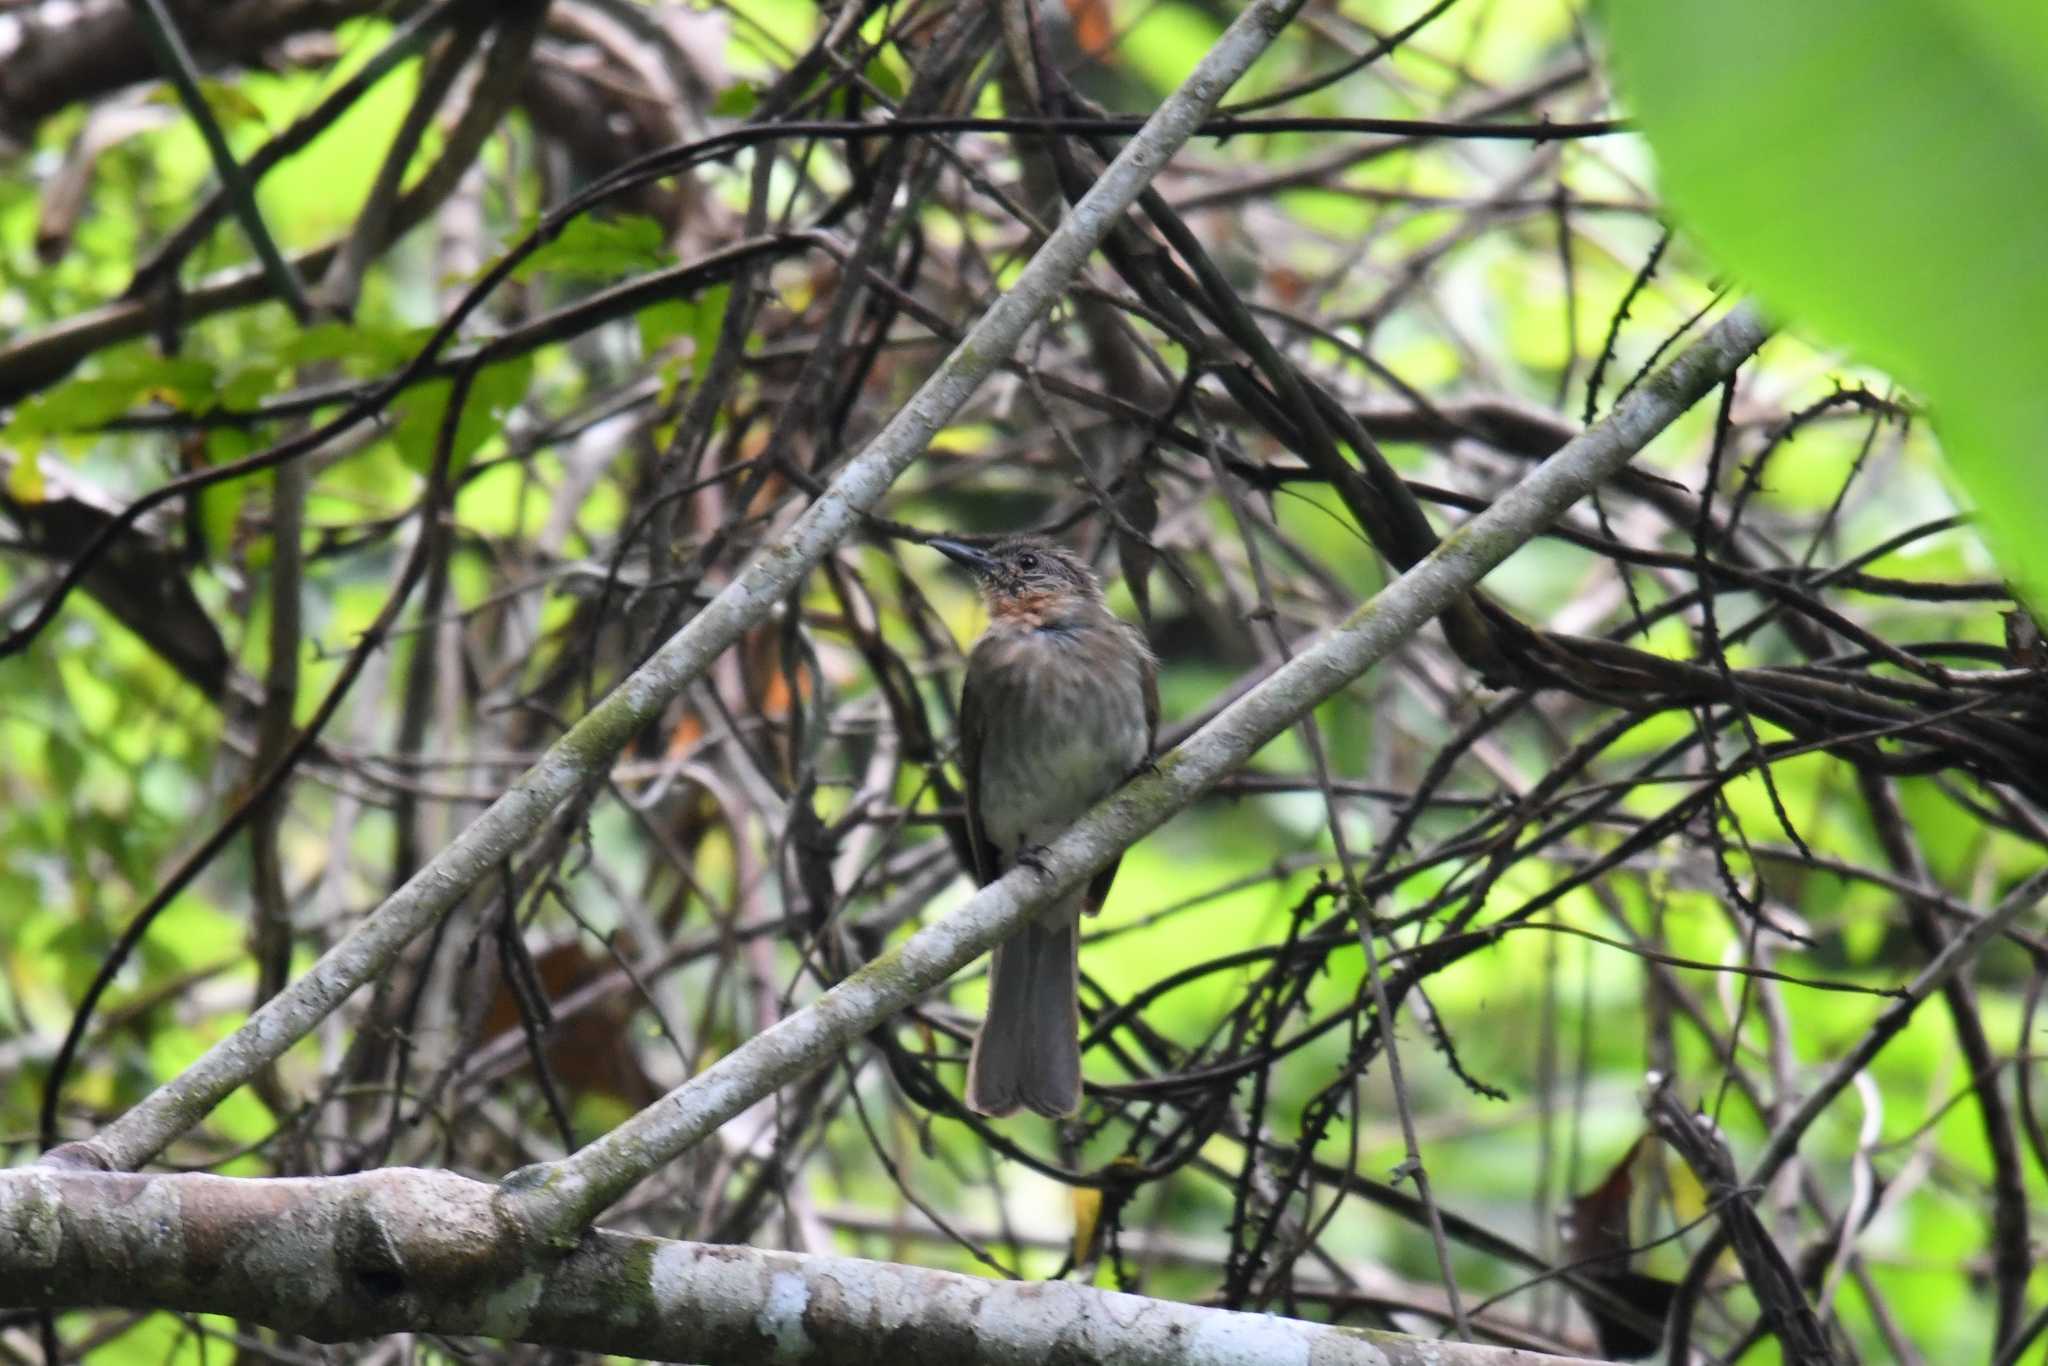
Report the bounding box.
[124,0,313,322]
[506,302,1771,1243]
[50,0,1318,1178]
[0,1165,1599,1364]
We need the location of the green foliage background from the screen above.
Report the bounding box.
[0,2,2041,1362]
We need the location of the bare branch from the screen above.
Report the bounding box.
[58,0,1320,1177]
[509,302,1770,1241]
[0,1165,1602,1365]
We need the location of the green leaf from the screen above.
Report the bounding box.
[219,364,280,410]
[104,352,218,412]
[1602,0,2048,601]
[280,320,429,377]
[200,429,256,553]
[390,355,533,476]
[655,355,686,410]
[511,213,672,283]
[638,284,733,362]
[637,298,695,355]
[152,78,270,134]
[472,354,534,435]
[863,54,905,103]
[1120,3,1221,94]
[22,379,149,434]
[6,349,220,437]
[691,284,732,361]
[712,83,760,118]
[6,451,44,503]
[196,78,270,133]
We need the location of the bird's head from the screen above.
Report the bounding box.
[929,535,1103,627]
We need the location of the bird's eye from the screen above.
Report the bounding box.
[1016,553,1039,571]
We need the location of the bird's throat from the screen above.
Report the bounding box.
[988,590,1062,629]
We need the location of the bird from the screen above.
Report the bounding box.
[929,534,1158,1118]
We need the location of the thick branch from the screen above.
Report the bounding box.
[0,1166,1596,1364]
[0,0,383,136]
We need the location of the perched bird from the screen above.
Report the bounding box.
[931,535,1158,1118]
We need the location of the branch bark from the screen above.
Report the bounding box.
[0,1165,1598,1364]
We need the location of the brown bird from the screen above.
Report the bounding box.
[931,535,1158,1118]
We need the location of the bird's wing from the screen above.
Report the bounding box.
[1140,635,1160,751]
[959,648,1000,887]
[1083,630,1159,915]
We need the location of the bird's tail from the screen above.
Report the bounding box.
[966,911,1081,1118]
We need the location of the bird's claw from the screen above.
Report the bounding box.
[1014,844,1054,880]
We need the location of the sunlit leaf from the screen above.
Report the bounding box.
[712,82,760,118]
[1602,0,2048,601]
[6,451,44,503]
[862,53,905,103]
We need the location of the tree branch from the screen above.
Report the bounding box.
[505,301,1770,1242]
[51,0,1319,1177]
[123,0,313,321]
[0,1165,1600,1364]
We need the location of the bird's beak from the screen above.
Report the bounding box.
[928,538,996,575]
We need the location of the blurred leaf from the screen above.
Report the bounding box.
[6,451,44,503]
[862,54,904,102]
[712,83,759,118]
[640,286,732,404]
[219,364,281,410]
[391,355,533,475]
[13,379,146,437]
[204,78,269,130]
[1070,1184,1104,1278]
[392,379,460,472]
[42,732,85,793]
[511,213,672,282]
[151,76,269,134]
[692,284,732,360]
[6,350,219,439]
[201,429,256,553]
[655,355,687,409]
[1120,3,1220,92]
[251,37,418,242]
[637,298,695,355]
[281,319,428,377]
[1602,0,2048,601]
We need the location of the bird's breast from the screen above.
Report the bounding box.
[970,626,1150,856]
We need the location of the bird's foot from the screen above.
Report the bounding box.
[1013,843,1055,880]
